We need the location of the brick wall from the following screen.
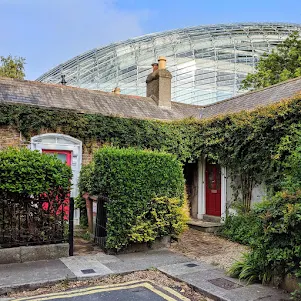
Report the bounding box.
[0,126,99,166]
[0,127,25,149]
[82,140,103,165]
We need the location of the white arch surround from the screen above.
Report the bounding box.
[30,133,82,198]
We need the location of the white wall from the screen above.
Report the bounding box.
[225,175,267,215]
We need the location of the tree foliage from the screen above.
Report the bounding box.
[241,32,301,90]
[0,55,25,79]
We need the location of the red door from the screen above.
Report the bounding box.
[42,150,72,219]
[205,162,221,216]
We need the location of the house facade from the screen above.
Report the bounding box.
[1,57,301,222]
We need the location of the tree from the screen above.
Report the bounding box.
[0,55,25,79]
[241,32,301,90]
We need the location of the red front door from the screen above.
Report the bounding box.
[42,150,72,219]
[205,162,221,216]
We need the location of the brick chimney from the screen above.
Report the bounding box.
[146,56,172,108]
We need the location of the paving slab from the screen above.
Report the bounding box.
[222,284,291,301]
[105,249,191,273]
[0,259,76,295]
[0,249,292,301]
[60,256,114,279]
[164,266,290,301]
[158,261,217,276]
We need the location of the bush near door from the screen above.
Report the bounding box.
[0,148,72,247]
[80,146,187,251]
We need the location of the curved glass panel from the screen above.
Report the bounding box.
[37,23,301,106]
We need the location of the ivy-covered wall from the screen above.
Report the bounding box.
[1,93,301,206]
[0,103,199,163]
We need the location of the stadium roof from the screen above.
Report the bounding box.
[37,22,301,106]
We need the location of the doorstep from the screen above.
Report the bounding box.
[187,219,222,233]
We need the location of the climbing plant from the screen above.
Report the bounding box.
[2,93,301,210]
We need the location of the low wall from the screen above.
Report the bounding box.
[0,243,69,264]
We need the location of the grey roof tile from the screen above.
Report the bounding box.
[1,76,301,122]
[0,77,201,121]
[200,77,301,119]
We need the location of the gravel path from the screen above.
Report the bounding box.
[171,228,249,270]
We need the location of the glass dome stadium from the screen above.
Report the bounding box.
[37,23,301,106]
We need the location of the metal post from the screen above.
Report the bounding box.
[68,197,74,256]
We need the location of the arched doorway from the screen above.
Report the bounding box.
[30,134,82,225]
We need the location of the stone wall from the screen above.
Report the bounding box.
[0,243,69,264]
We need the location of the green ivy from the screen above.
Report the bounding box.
[226,139,301,286]
[2,94,301,206]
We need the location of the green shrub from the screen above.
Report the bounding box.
[218,212,262,246]
[227,142,301,285]
[91,146,184,200]
[82,146,185,250]
[0,147,72,196]
[229,191,301,285]
[107,196,189,248]
[0,148,72,246]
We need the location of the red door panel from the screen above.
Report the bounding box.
[205,162,221,216]
[42,150,72,166]
[42,150,72,220]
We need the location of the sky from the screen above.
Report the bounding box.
[0,0,301,80]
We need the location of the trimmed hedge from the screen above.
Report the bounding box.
[83,146,186,250]
[0,147,72,196]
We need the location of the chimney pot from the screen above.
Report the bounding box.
[158,56,166,69]
[151,63,158,72]
[112,87,121,94]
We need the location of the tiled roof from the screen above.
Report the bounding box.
[0,77,201,121]
[200,77,301,119]
[1,76,301,122]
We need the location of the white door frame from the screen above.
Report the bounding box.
[30,133,82,198]
[197,157,227,221]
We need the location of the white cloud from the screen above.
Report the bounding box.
[0,0,150,79]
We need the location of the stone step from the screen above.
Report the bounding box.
[187,219,222,233]
[202,214,221,223]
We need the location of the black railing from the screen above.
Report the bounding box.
[0,192,69,248]
[94,195,108,249]
[68,197,74,256]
